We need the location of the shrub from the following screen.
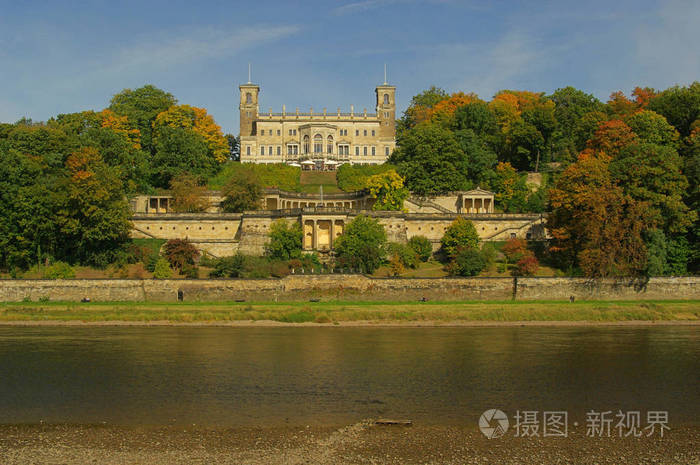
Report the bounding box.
[502,237,528,263]
[209,254,245,278]
[270,260,291,278]
[334,215,387,273]
[514,253,539,276]
[153,258,172,279]
[265,220,302,260]
[163,239,200,271]
[408,235,433,262]
[387,242,418,269]
[453,248,485,276]
[440,217,480,260]
[181,263,199,279]
[42,261,75,279]
[389,254,405,276]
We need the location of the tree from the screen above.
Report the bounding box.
[548,87,605,150]
[226,134,240,161]
[454,129,497,186]
[390,122,469,195]
[163,239,200,271]
[209,254,246,278]
[398,85,449,132]
[624,110,679,147]
[513,254,539,276]
[265,220,302,260]
[586,119,638,157]
[220,165,262,212]
[408,235,433,262]
[490,162,529,212]
[59,147,132,266]
[151,127,217,188]
[109,85,176,153]
[366,169,409,211]
[547,151,650,277]
[453,248,485,276]
[169,173,209,213]
[647,82,700,138]
[334,215,387,273]
[387,242,418,271]
[153,257,173,279]
[610,142,694,235]
[153,104,229,163]
[440,217,480,260]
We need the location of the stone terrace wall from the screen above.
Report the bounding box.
[0,276,698,303]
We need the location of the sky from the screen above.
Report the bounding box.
[1,0,698,134]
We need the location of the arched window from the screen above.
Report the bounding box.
[383,93,389,105]
[313,134,323,153]
[327,135,334,154]
[246,92,252,104]
[303,135,310,154]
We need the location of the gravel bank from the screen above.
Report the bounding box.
[0,423,697,464]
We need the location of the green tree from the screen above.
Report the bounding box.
[209,254,246,278]
[366,169,409,211]
[220,165,262,212]
[624,110,680,147]
[440,217,480,260]
[548,87,605,157]
[408,235,433,262]
[151,127,217,188]
[454,129,497,187]
[265,220,303,260]
[390,123,469,195]
[109,85,177,153]
[153,257,173,279]
[59,147,132,266]
[610,142,694,234]
[647,82,700,138]
[489,162,529,212]
[334,215,387,273]
[452,248,485,276]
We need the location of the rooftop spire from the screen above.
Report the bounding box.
[248,63,251,84]
[383,63,387,85]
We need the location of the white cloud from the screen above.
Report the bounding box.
[107,25,301,72]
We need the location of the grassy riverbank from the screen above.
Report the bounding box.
[0,300,698,324]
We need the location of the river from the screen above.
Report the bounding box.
[0,326,697,427]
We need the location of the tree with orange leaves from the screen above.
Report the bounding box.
[153,104,229,163]
[424,92,481,126]
[98,109,141,149]
[547,150,651,276]
[586,119,638,157]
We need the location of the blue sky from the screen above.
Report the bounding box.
[1,0,698,134]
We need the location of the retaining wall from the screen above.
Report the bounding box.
[0,276,698,302]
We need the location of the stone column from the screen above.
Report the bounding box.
[313,219,318,250]
[330,220,335,249]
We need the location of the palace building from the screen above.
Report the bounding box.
[239,80,396,169]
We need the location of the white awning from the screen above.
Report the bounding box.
[301,160,315,165]
[288,163,301,167]
[325,160,339,165]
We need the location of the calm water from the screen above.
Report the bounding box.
[0,326,697,426]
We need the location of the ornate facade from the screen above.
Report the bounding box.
[238,82,396,169]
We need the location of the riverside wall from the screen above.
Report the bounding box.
[0,276,698,302]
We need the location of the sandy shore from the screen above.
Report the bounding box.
[0,423,697,465]
[0,319,698,327]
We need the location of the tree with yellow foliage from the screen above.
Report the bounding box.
[153,104,229,163]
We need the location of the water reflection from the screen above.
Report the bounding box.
[0,326,697,426]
